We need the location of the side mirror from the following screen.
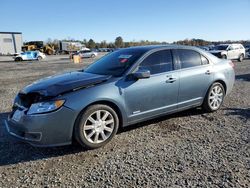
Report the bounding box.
[132,69,150,79]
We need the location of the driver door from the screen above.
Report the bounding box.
[123,50,179,123]
[26,52,32,60]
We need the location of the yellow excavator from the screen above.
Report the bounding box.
[22,41,43,52]
[22,41,56,55]
[42,44,55,55]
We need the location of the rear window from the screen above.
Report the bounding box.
[177,49,202,68]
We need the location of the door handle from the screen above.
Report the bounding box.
[205,70,211,75]
[166,77,177,83]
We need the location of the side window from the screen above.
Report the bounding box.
[139,50,173,74]
[177,49,202,68]
[231,45,236,50]
[201,55,209,65]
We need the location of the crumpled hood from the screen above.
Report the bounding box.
[21,71,111,97]
[210,50,225,53]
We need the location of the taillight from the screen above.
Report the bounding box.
[229,61,234,68]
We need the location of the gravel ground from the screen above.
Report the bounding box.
[0,55,249,187]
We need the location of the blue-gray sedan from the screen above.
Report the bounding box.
[5,45,235,149]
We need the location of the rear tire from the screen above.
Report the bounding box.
[91,54,95,58]
[202,82,225,112]
[15,57,22,62]
[74,104,119,149]
[37,56,42,61]
[238,54,244,62]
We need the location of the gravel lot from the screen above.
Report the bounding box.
[0,55,249,187]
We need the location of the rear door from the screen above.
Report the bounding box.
[84,50,92,57]
[175,49,213,108]
[33,52,38,59]
[227,45,238,59]
[124,49,179,123]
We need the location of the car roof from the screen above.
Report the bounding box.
[122,44,220,63]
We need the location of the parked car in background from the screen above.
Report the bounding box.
[244,44,250,51]
[97,48,108,52]
[70,49,98,59]
[197,46,210,51]
[246,48,250,58]
[14,51,46,61]
[97,48,115,52]
[6,45,235,149]
[210,44,245,62]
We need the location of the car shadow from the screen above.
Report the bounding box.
[235,74,250,81]
[60,57,70,60]
[0,108,207,166]
[1,107,247,166]
[0,60,15,63]
[225,107,250,122]
[0,112,86,166]
[120,108,206,133]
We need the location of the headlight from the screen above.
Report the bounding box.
[27,100,65,115]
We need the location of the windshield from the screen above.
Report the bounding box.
[214,45,228,50]
[85,48,147,76]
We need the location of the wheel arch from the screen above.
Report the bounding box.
[213,79,227,94]
[88,100,124,128]
[15,57,23,61]
[73,100,124,132]
[203,79,227,105]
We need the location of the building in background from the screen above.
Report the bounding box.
[0,32,23,55]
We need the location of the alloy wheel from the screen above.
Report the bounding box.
[208,85,224,110]
[83,110,114,144]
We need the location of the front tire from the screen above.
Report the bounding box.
[202,82,225,112]
[74,104,119,149]
[221,55,227,59]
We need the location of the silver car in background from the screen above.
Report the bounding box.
[6,45,235,149]
[70,49,98,59]
[78,49,98,58]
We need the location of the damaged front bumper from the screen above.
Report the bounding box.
[5,106,77,147]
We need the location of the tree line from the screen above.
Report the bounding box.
[46,37,250,50]
[63,36,169,49]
